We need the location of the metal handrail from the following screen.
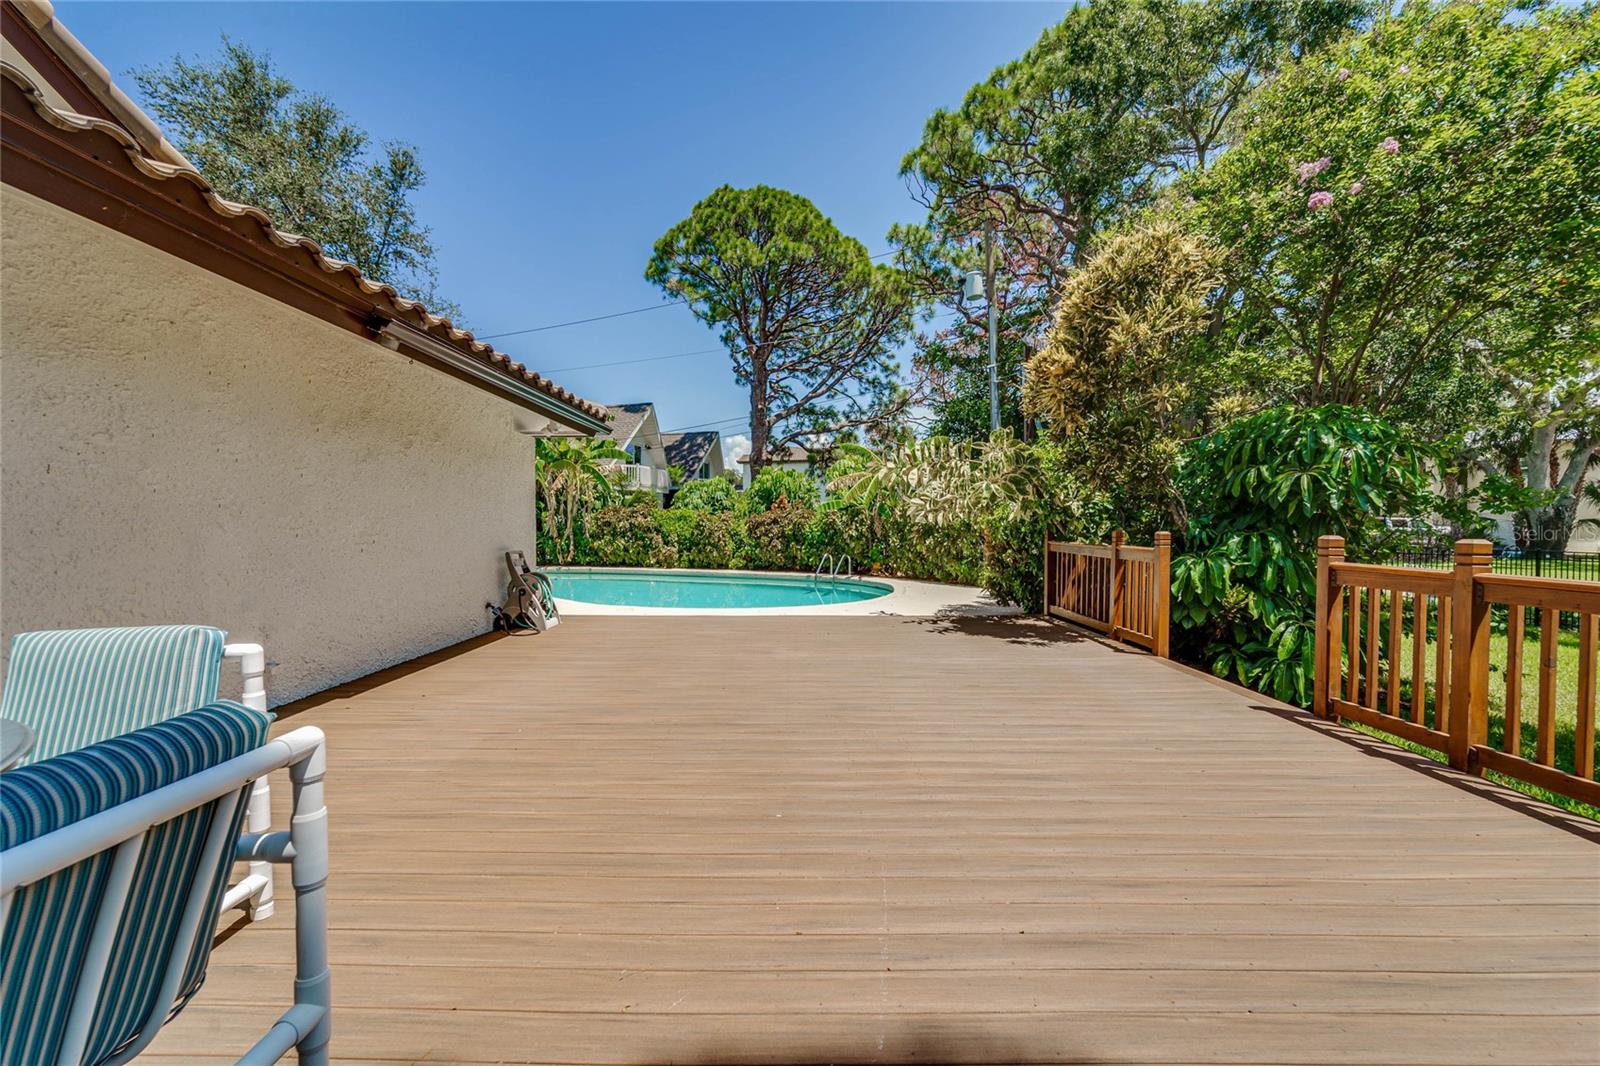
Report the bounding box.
[813,553,834,583]
[831,555,854,580]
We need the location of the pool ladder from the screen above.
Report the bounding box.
[812,553,855,583]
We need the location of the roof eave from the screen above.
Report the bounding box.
[378,319,608,435]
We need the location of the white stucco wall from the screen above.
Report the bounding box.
[1,185,540,704]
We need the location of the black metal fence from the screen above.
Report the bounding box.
[1389,546,1600,583]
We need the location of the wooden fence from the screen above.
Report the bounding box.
[1043,530,1171,657]
[1314,536,1599,807]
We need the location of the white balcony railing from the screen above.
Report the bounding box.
[606,462,671,492]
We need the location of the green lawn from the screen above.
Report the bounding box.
[1347,622,1598,820]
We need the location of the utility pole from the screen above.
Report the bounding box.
[984,226,999,433]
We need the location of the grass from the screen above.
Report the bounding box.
[1345,618,1598,821]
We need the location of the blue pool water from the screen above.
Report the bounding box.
[547,569,892,609]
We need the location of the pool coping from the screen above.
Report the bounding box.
[545,566,1019,617]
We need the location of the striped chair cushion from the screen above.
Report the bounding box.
[1,701,272,1066]
[1,625,227,765]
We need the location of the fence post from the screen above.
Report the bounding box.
[1448,539,1493,772]
[1042,531,1052,618]
[1314,536,1345,720]
[1152,531,1172,659]
[1109,529,1127,639]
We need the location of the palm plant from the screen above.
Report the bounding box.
[536,437,632,561]
[832,431,1038,527]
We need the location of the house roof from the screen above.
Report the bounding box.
[600,403,654,446]
[0,5,607,432]
[663,430,719,472]
[736,445,829,465]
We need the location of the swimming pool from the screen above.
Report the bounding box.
[546,568,893,610]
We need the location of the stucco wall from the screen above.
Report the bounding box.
[1,185,538,704]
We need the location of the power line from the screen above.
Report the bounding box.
[535,309,961,377]
[476,302,684,340]
[661,414,752,434]
[543,346,723,375]
[475,249,902,340]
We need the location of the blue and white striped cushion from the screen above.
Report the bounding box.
[1,701,272,1066]
[1,625,226,765]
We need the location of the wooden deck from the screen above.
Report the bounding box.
[151,615,1600,1065]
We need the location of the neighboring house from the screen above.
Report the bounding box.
[0,1,607,703]
[599,403,673,499]
[736,445,837,498]
[662,430,725,486]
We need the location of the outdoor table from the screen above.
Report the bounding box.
[0,717,36,771]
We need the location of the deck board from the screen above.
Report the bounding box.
[150,615,1600,1064]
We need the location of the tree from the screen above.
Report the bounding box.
[133,37,458,315]
[893,0,1368,433]
[645,187,913,473]
[536,437,631,562]
[1187,0,1599,425]
[1023,219,1222,529]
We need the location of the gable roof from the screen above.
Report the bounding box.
[662,431,719,472]
[0,2,607,433]
[736,445,829,465]
[600,403,654,447]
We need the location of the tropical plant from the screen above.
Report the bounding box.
[536,437,633,562]
[581,503,675,568]
[671,477,739,514]
[743,503,813,570]
[1172,405,1436,704]
[1024,218,1223,529]
[833,432,1038,529]
[744,467,819,513]
[645,186,914,471]
[657,509,738,569]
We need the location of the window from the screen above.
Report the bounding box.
[631,445,643,464]
[698,463,710,479]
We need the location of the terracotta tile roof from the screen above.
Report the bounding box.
[0,61,607,424]
[663,430,718,472]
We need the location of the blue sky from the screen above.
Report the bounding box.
[59,1,1061,460]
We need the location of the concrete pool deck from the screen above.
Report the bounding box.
[548,567,1020,616]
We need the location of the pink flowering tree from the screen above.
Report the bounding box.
[1187,0,1598,448]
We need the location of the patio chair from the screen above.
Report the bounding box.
[0,625,277,920]
[0,701,331,1065]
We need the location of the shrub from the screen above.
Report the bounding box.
[744,503,813,570]
[744,467,819,513]
[657,508,737,569]
[803,505,872,571]
[671,477,737,514]
[1172,405,1436,704]
[980,440,1102,611]
[582,503,676,568]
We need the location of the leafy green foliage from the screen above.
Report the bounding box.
[743,468,819,513]
[1187,0,1599,427]
[536,437,633,563]
[582,504,675,568]
[1025,219,1223,528]
[656,509,737,569]
[645,186,913,467]
[671,477,738,514]
[1172,405,1436,703]
[133,37,457,314]
[742,504,813,570]
[893,0,1367,432]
